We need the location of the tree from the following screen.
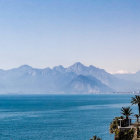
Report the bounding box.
[121,107,132,120]
[110,116,123,135]
[110,116,134,140]
[131,95,140,115]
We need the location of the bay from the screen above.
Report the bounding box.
[0,94,136,140]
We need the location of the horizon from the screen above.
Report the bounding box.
[0,0,139,73]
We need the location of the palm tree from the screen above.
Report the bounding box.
[134,114,139,122]
[121,107,132,120]
[131,95,140,115]
[110,116,125,139]
[110,116,134,140]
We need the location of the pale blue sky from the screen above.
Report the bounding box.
[0,0,140,73]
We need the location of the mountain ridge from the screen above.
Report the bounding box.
[0,62,139,94]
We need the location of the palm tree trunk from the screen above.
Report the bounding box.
[126,116,128,120]
[138,103,140,116]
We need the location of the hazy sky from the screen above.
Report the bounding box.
[0,0,140,73]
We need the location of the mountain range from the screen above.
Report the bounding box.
[0,62,139,94]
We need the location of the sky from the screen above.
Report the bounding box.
[0,0,140,73]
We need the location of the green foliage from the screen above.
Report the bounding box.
[131,95,140,105]
[121,107,132,119]
[109,96,140,140]
[131,95,140,115]
[110,116,124,134]
[110,116,134,140]
[116,129,134,140]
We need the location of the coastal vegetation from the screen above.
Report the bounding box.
[110,116,124,135]
[110,95,140,140]
[131,95,140,115]
[121,106,132,120]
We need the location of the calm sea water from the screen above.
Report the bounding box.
[0,94,136,140]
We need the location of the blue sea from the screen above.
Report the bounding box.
[0,94,136,140]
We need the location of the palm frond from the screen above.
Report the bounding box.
[131,96,140,105]
[121,107,133,117]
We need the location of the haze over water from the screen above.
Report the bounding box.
[0,94,136,140]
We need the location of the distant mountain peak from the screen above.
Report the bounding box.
[74,62,84,65]
[53,65,64,69]
[18,65,33,70]
[0,62,137,94]
[68,62,86,69]
[53,65,65,72]
[69,62,100,70]
[72,62,85,67]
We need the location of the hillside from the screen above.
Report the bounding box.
[0,62,139,94]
